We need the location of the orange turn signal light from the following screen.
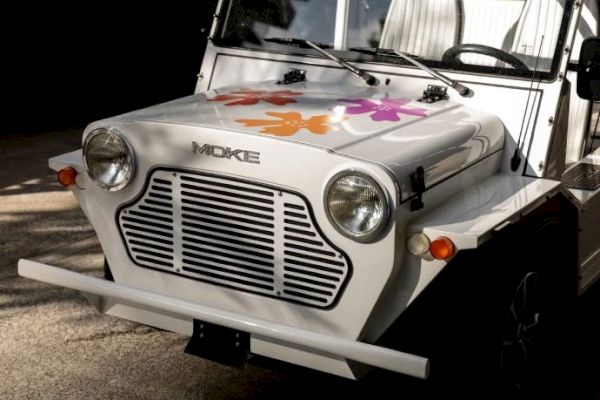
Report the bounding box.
[57,167,78,187]
[430,237,455,261]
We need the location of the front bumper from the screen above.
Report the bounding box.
[18,258,429,379]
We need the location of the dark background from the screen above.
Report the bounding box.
[4,3,219,135]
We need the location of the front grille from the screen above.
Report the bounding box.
[118,169,351,308]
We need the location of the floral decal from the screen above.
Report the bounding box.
[338,97,427,121]
[235,112,341,136]
[208,88,303,106]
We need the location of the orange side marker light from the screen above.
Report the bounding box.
[430,237,455,261]
[58,167,78,187]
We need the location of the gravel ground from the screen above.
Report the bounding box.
[0,130,598,399]
[0,130,289,400]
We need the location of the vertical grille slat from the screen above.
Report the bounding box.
[118,169,351,308]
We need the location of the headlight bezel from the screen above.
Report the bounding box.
[83,127,135,192]
[324,169,391,243]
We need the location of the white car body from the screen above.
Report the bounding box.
[19,0,600,382]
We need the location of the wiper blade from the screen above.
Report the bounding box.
[264,37,333,49]
[264,37,379,87]
[351,47,422,59]
[350,47,474,97]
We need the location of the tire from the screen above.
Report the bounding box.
[496,215,577,397]
[418,198,577,397]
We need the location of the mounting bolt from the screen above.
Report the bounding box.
[278,192,283,197]
[175,268,180,273]
[197,72,204,80]
[558,72,565,80]
[538,161,545,171]
[172,172,177,177]
[276,291,281,296]
[548,116,554,126]
[574,0,581,8]
[564,46,571,54]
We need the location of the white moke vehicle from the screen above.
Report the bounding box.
[18,0,600,395]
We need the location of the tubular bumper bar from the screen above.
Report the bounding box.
[18,259,429,379]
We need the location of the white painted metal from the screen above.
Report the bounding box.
[18,259,430,380]
[196,0,583,181]
[197,49,555,180]
[564,148,600,293]
[28,0,600,380]
[118,168,351,308]
[334,0,350,50]
[50,123,401,345]
[364,170,561,341]
[411,174,561,249]
[108,81,504,202]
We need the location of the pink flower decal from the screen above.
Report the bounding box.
[208,88,303,106]
[338,98,427,121]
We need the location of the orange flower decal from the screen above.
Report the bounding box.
[208,88,303,106]
[236,112,341,136]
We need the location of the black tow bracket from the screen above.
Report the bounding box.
[410,166,426,212]
[185,319,250,367]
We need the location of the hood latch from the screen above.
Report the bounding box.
[277,68,307,85]
[410,166,426,211]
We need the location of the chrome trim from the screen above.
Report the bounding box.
[324,169,391,243]
[83,127,135,192]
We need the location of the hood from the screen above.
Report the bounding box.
[112,81,461,150]
[108,81,505,201]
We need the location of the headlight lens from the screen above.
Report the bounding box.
[83,128,134,191]
[325,171,389,242]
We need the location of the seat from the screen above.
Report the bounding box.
[379,0,461,60]
[460,0,526,66]
[509,0,566,71]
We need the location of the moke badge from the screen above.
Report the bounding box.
[192,142,260,164]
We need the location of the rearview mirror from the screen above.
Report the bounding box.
[577,37,600,101]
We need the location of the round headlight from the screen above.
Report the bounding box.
[325,171,389,242]
[83,128,134,191]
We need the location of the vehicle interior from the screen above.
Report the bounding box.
[379,0,599,164]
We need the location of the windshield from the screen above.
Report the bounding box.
[217,0,574,78]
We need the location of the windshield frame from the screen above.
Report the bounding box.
[213,0,575,81]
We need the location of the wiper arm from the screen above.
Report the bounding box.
[350,47,474,97]
[264,37,379,87]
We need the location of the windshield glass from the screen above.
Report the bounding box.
[217,0,573,78]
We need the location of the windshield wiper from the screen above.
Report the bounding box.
[350,47,474,97]
[264,37,379,87]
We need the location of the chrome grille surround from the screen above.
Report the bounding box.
[117,168,352,308]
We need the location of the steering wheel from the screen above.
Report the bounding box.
[442,44,530,72]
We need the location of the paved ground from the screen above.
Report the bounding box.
[0,130,599,399]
